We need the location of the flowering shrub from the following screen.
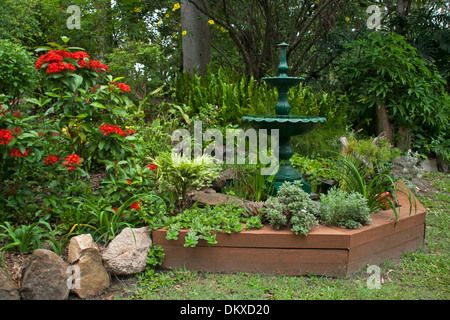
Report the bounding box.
[33,40,144,164]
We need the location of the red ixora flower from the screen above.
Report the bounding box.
[99,124,126,137]
[0,129,14,145]
[44,155,59,165]
[147,164,157,171]
[35,49,108,74]
[10,148,30,157]
[63,153,82,170]
[110,82,131,92]
[46,62,77,74]
[130,201,141,210]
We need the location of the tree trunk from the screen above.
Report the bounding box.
[375,103,394,144]
[181,0,211,76]
[397,126,412,151]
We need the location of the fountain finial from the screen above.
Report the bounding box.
[277,43,290,77]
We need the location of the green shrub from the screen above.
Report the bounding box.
[318,188,371,229]
[0,39,38,103]
[262,180,319,235]
[343,135,402,174]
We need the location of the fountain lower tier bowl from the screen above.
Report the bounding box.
[242,115,326,137]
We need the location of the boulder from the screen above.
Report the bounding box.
[0,267,20,300]
[191,188,244,206]
[67,234,98,264]
[20,249,70,300]
[70,247,110,299]
[102,227,151,276]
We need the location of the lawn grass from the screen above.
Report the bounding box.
[121,173,449,300]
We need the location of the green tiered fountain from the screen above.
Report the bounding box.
[242,43,326,194]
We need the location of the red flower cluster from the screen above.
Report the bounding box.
[35,50,109,74]
[147,164,157,171]
[44,155,59,165]
[78,59,109,72]
[10,148,30,157]
[63,154,82,170]
[99,124,136,137]
[46,62,76,74]
[0,129,14,145]
[377,192,393,210]
[130,201,141,210]
[110,82,131,92]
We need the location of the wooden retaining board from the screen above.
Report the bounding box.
[153,190,427,277]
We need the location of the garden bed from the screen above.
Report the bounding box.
[152,190,426,278]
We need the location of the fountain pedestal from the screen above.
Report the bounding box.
[242,43,326,194]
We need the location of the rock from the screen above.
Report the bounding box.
[71,247,110,299]
[420,158,439,172]
[102,227,152,276]
[20,249,70,300]
[191,188,244,206]
[67,234,98,264]
[213,168,238,191]
[0,267,20,300]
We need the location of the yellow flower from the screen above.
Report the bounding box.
[221,27,225,31]
[165,13,170,18]
[345,17,350,21]
[133,8,141,13]
[208,19,214,25]
[173,34,178,38]
[158,20,162,26]
[172,3,181,11]
[182,30,187,35]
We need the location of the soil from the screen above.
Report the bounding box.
[0,172,444,300]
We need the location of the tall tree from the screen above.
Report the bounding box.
[184,0,347,80]
[181,0,211,75]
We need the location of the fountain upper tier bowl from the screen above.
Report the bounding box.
[241,115,326,138]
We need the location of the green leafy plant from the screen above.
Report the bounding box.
[334,153,417,223]
[165,203,262,247]
[318,188,371,229]
[0,220,54,254]
[262,180,319,235]
[152,153,222,210]
[70,192,163,243]
[342,135,402,175]
[146,244,165,269]
[290,154,339,193]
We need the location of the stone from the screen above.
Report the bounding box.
[0,267,20,300]
[420,158,439,172]
[67,233,98,264]
[71,247,110,299]
[20,249,70,300]
[191,188,244,206]
[102,227,152,276]
[213,168,237,191]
